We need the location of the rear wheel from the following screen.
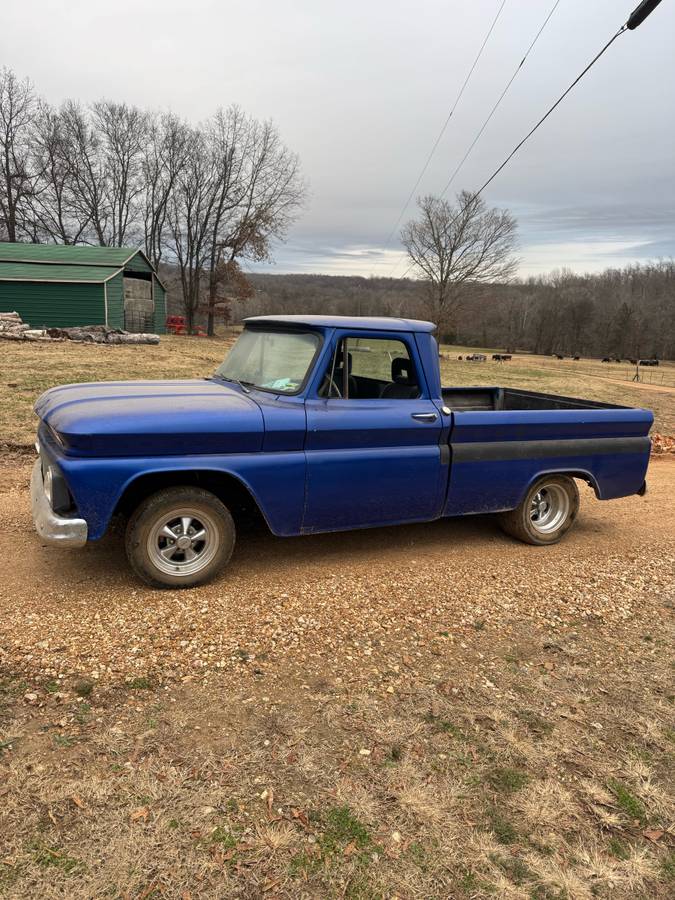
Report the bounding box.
[499,475,579,546]
[125,487,235,588]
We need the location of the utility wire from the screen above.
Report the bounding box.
[472,25,626,197]
[377,0,509,265]
[438,0,562,200]
[388,0,561,278]
[394,0,663,280]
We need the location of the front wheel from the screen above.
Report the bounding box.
[125,487,235,588]
[499,475,579,546]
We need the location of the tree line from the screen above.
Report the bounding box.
[217,259,673,361]
[0,67,305,332]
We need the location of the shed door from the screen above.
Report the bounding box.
[123,277,154,332]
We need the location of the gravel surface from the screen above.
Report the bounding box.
[1,456,673,690]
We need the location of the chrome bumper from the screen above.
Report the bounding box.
[30,459,87,548]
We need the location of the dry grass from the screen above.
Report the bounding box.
[1,610,674,898]
[438,346,675,435]
[1,334,674,449]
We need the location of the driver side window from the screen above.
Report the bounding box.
[320,337,420,399]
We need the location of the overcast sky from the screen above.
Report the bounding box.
[2,0,673,278]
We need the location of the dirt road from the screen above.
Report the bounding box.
[1,456,673,688]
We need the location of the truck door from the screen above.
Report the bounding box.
[302,332,446,532]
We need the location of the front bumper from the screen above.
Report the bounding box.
[30,459,88,548]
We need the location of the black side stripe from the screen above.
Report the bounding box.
[451,436,651,463]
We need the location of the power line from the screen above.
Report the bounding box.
[387,0,561,279]
[394,0,664,281]
[472,26,624,197]
[377,0,509,265]
[438,0,562,200]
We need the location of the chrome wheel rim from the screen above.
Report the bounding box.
[147,507,219,577]
[529,484,569,535]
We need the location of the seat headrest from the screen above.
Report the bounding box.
[392,357,415,384]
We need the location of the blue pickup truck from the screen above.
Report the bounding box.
[31,315,652,587]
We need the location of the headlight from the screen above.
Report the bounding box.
[43,465,54,507]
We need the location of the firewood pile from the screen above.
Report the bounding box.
[652,433,675,455]
[0,312,159,345]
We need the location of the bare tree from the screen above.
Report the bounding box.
[60,101,111,245]
[92,100,148,246]
[401,191,518,338]
[166,108,306,334]
[203,110,305,335]
[26,102,90,244]
[166,126,221,332]
[142,112,191,268]
[0,68,36,241]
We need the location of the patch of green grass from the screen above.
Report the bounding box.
[386,744,403,763]
[608,837,630,860]
[44,680,60,693]
[0,862,22,889]
[515,709,554,737]
[127,677,153,690]
[423,712,464,739]
[73,679,93,698]
[607,779,647,825]
[660,852,675,882]
[320,805,373,855]
[489,852,535,885]
[75,702,91,725]
[459,870,497,895]
[210,825,238,849]
[52,734,76,748]
[32,843,85,875]
[663,728,675,745]
[487,767,530,795]
[288,849,322,878]
[487,807,518,845]
[290,805,382,876]
[407,841,430,872]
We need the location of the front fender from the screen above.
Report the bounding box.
[57,452,307,540]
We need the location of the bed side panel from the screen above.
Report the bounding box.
[444,408,653,516]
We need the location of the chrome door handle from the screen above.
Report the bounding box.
[411,412,438,422]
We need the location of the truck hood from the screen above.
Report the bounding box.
[34,379,264,456]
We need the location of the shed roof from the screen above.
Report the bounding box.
[0,263,118,283]
[0,243,141,267]
[0,243,166,289]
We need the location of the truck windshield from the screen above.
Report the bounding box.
[215,329,320,394]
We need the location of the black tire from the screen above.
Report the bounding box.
[125,487,235,588]
[499,475,579,546]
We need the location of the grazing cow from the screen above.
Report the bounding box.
[466,353,487,362]
[602,357,611,363]
[639,358,659,366]
[628,359,637,365]
[492,353,512,361]
[553,353,564,360]
[573,355,580,361]
[458,355,463,361]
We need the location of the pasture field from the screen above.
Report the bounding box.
[1,335,674,450]
[0,334,674,898]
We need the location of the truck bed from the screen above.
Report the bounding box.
[441,386,653,518]
[442,386,625,412]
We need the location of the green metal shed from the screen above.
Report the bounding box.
[0,244,167,334]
